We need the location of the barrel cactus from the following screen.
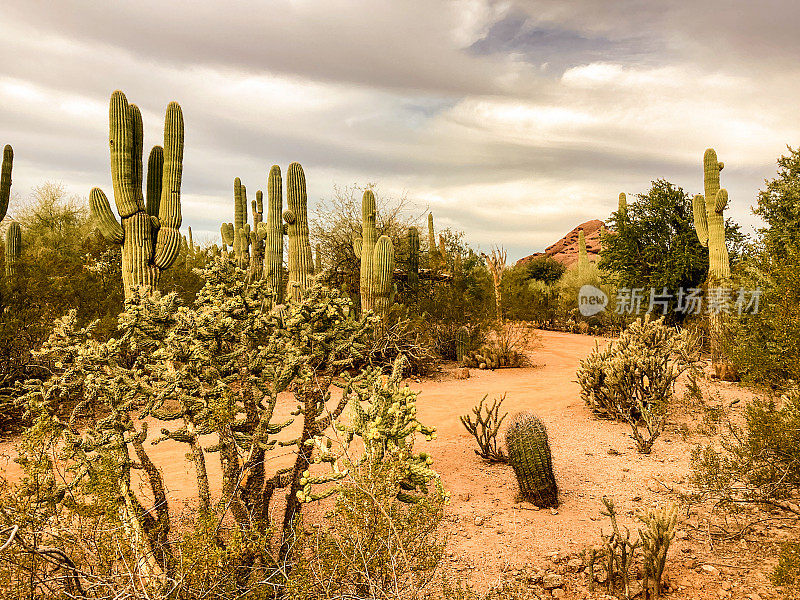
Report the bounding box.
[5,221,20,278]
[1,144,12,224]
[283,162,314,300]
[89,90,184,298]
[505,411,558,508]
[693,148,730,280]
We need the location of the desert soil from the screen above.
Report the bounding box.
[0,330,788,599]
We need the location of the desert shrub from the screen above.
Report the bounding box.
[556,262,621,333]
[461,321,536,370]
[2,258,443,598]
[773,542,800,593]
[286,458,445,600]
[460,395,508,463]
[576,316,698,453]
[500,258,563,322]
[691,390,800,517]
[367,303,439,375]
[416,247,494,360]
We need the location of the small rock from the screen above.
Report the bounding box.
[701,564,719,575]
[474,516,485,526]
[566,558,583,572]
[749,594,762,600]
[550,508,559,515]
[552,588,565,598]
[542,573,563,590]
[458,493,471,502]
[454,367,470,380]
[607,448,621,455]
[676,529,688,540]
[721,581,732,591]
[628,579,644,597]
[632,495,642,502]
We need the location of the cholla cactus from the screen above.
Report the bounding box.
[638,503,679,597]
[89,90,184,298]
[337,356,445,503]
[576,316,699,452]
[505,411,558,507]
[5,221,21,278]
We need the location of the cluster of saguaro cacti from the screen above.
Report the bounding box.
[504,411,558,508]
[90,90,184,298]
[693,148,730,280]
[352,190,395,319]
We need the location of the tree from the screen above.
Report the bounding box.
[754,146,800,254]
[600,179,745,323]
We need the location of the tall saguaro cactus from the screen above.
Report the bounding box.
[263,165,284,300]
[693,148,730,280]
[357,190,378,312]
[1,144,12,224]
[577,229,589,274]
[373,235,395,322]
[90,91,184,298]
[407,226,420,293]
[284,162,314,300]
[5,221,20,278]
[427,212,437,261]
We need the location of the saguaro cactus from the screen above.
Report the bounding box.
[90,90,184,298]
[693,148,730,280]
[5,221,20,278]
[283,162,314,300]
[505,411,558,508]
[577,229,589,274]
[407,227,420,293]
[357,190,378,312]
[1,144,12,224]
[373,235,395,322]
[248,189,266,278]
[263,165,284,300]
[427,213,437,260]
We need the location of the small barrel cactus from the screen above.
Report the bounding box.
[505,411,558,508]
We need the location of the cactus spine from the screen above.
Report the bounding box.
[1,144,12,223]
[505,411,558,508]
[407,227,420,293]
[90,90,184,298]
[357,190,378,312]
[373,235,395,322]
[577,228,589,274]
[5,221,20,278]
[284,162,314,300]
[693,148,730,280]
[264,165,284,301]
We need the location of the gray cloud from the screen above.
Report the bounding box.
[0,0,796,262]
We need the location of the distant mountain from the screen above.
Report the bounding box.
[516,219,605,268]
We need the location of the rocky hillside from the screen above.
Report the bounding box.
[516,219,604,268]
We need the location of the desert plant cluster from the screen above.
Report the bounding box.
[1,85,800,600]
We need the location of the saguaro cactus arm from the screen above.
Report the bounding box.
[692,194,709,246]
[1,144,12,222]
[153,102,184,269]
[90,188,125,243]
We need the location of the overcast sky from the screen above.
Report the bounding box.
[2,1,798,260]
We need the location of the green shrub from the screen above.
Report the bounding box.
[691,390,800,515]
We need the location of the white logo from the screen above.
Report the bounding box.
[579,285,608,316]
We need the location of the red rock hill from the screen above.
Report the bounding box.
[516,219,605,268]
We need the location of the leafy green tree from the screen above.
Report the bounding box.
[600,179,745,323]
[754,146,800,253]
[523,256,565,284]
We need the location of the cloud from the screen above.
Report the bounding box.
[1,0,798,262]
